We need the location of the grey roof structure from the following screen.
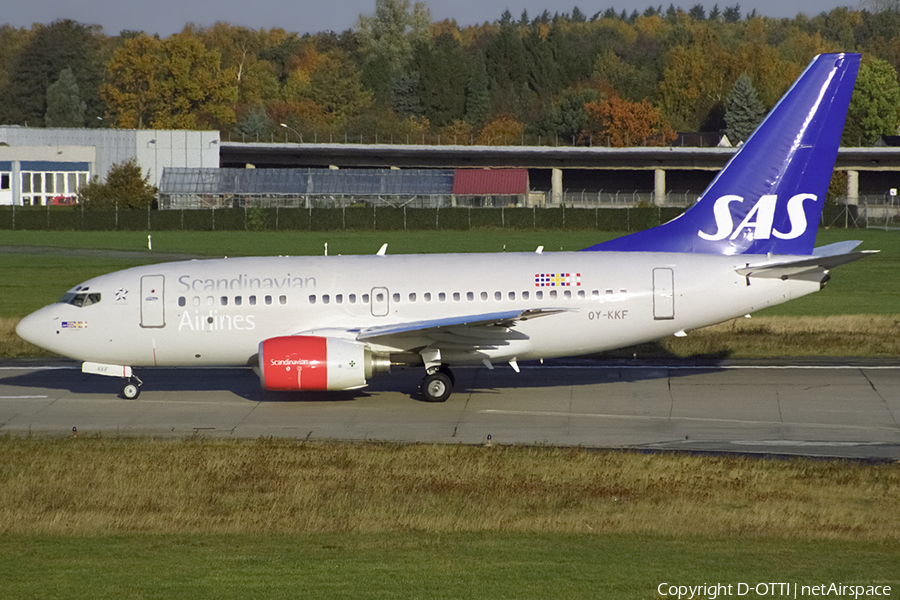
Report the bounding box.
[159,167,455,196]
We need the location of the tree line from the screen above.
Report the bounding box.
[1,0,899,148]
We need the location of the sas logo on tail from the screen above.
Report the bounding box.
[698,194,818,241]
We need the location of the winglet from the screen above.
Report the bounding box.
[376,243,388,256]
[583,53,861,256]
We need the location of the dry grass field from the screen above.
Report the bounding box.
[2,437,898,540]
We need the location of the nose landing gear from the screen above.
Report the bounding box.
[121,375,143,400]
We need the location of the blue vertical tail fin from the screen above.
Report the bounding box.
[583,53,860,255]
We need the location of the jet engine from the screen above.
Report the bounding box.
[257,336,390,391]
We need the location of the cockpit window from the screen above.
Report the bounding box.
[59,292,101,307]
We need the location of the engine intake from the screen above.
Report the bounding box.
[258,336,389,391]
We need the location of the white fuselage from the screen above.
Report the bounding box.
[17,251,821,368]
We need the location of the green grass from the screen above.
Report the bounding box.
[1,437,898,599]
[1,533,897,600]
[0,229,617,257]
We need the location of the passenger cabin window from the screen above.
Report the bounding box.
[178,296,186,307]
[279,295,287,305]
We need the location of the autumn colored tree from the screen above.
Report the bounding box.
[102,32,237,129]
[582,96,676,147]
[101,34,164,128]
[153,32,238,129]
[476,114,525,145]
[438,119,474,145]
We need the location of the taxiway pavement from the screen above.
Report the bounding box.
[1,358,898,460]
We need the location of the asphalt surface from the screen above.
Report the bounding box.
[2,357,899,460]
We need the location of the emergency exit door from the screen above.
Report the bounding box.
[652,268,674,320]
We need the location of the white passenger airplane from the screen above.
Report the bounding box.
[17,53,875,402]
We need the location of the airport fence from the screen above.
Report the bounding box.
[0,202,878,232]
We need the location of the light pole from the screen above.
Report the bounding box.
[280,123,302,143]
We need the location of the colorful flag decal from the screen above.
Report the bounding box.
[534,273,581,287]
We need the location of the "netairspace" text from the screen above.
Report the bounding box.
[657,582,892,599]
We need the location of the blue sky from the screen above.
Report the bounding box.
[4,0,856,37]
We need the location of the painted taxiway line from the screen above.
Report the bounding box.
[479,409,900,432]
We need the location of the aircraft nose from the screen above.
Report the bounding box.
[15,308,56,350]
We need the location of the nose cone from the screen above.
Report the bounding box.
[16,307,58,352]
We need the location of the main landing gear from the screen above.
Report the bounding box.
[420,366,455,403]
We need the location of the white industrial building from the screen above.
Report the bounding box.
[0,127,219,206]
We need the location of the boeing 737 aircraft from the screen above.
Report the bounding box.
[17,53,875,402]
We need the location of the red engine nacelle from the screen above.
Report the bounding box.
[257,336,390,391]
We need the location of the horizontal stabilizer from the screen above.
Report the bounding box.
[736,250,877,281]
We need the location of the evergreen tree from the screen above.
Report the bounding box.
[45,67,86,127]
[391,71,423,117]
[0,19,103,126]
[484,16,529,114]
[414,35,467,126]
[235,106,273,141]
[532,87,600,143]
[355,0,432,106]
[464,52,491,126]
[724,73,766,143]
[665,4,679,21]
[723,4,741,22]
[689,4,707,20]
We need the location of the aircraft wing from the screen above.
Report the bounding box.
[736,248,878,281]
[348,308,577,364]
[356,308,574,340]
